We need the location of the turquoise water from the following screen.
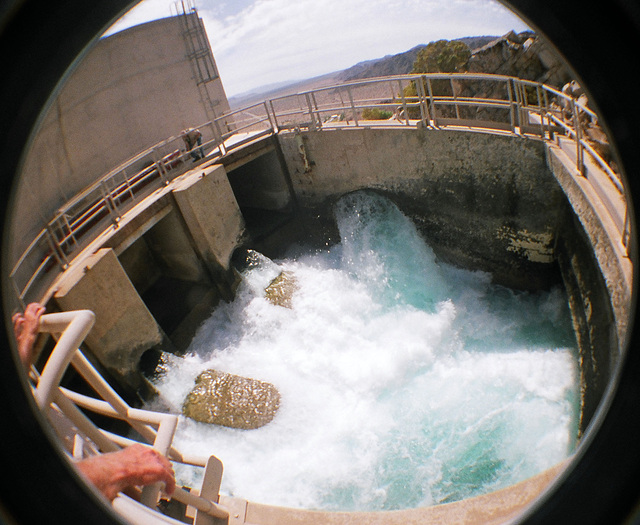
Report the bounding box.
[148,190,579,511]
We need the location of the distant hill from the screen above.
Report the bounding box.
[229,35,500,109]
[337,36,498,82]
[228,71,342,109]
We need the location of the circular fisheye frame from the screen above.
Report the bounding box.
[0,1,639,524]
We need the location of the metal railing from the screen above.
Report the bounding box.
[9,101,275,307]
[33,309,229,521]
[10,73,626,307]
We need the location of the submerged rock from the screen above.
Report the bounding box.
[265,271,298,308]
[182,369,280,429]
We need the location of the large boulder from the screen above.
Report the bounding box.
[182,369,280,429]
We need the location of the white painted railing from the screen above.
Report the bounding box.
[11,73,625,307]
[33,310,229,522]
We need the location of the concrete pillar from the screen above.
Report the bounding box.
[172,164,244,283]
[144,208,209,284]
[54,247,163,387]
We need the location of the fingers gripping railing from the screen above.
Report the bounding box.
[33,310,229,521]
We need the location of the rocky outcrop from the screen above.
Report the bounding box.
[445,31,572,123]
[467,31,571,88]
[182,369,280,429]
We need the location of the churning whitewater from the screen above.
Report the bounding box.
[147,190,579,511]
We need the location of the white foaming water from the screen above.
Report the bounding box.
[148,190,579,511]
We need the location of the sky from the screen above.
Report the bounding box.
[105,0,530,97]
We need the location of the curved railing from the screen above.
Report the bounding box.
[33,309,230,521]
[10,73,626,307]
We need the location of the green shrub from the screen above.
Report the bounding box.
[362,107,393,120]
[412,40,471,75]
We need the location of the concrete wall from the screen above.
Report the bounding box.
[547,144,631,432]
[227,149,293,211]
[54,247,164,388]
[50,164,244,389]
[276,127,626,433]
[278,128,565,290]
[11,14,230,266]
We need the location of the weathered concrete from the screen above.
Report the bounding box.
[53,247,163,387]
[278,127,565,290]
[226,147,293,212]
[143,208,210,284]
[47,164,245,382]
[11,14,231,268]
[173,164,245,273]
[220,461,567,524]
[546,142,631,432]
[273,126,630,434]
[41,125,629,438]
[547,142,631,349]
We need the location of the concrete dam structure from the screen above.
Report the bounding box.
[6,10,633,525]
[35,125,627,435]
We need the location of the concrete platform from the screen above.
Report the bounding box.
[215,462,568,525]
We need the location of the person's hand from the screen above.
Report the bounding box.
[12,302,45,368]
[76,444,176,501]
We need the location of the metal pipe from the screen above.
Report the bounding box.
[35,310,96,409]
[171,486,230,520]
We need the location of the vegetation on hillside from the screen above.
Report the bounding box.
[361,108,393,120]
[411,40,471,76]
[405,39,471,101]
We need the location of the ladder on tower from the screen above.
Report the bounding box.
[174,0,222,124]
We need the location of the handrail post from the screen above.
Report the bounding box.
[35,310,96,409]
[417,75,431,127]
[140,414,179,508]
[398,79,410,126]
[426,77,437,127]
[450,77,460,120]
[508,79,517,132]
[264,100,277,133]
[536,84,544,136]
[347,85,359,127]
[151,148,168,185]
[99,181,121,226]
[572,98,585,176]
[543,89,554,140]
[11,276,26,311]
[212,117,226,155]
[269,99,280,131]
[304,92,317,131]
[312,92,322,130]
[61,214,78,250]
[121,167,136,202]
[207,120,220,155]
[45,225,69,269]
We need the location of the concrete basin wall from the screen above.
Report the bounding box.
[276,126,623,432]
[279,128,564,290]
[41,125,625,448]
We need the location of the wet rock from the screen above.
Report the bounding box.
[265,271,298,308]
[182,369,280,429]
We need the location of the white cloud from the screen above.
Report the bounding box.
[200,0,529,95]
[106,0,529,95]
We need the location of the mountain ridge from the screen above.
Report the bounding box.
[228,36,500,109]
